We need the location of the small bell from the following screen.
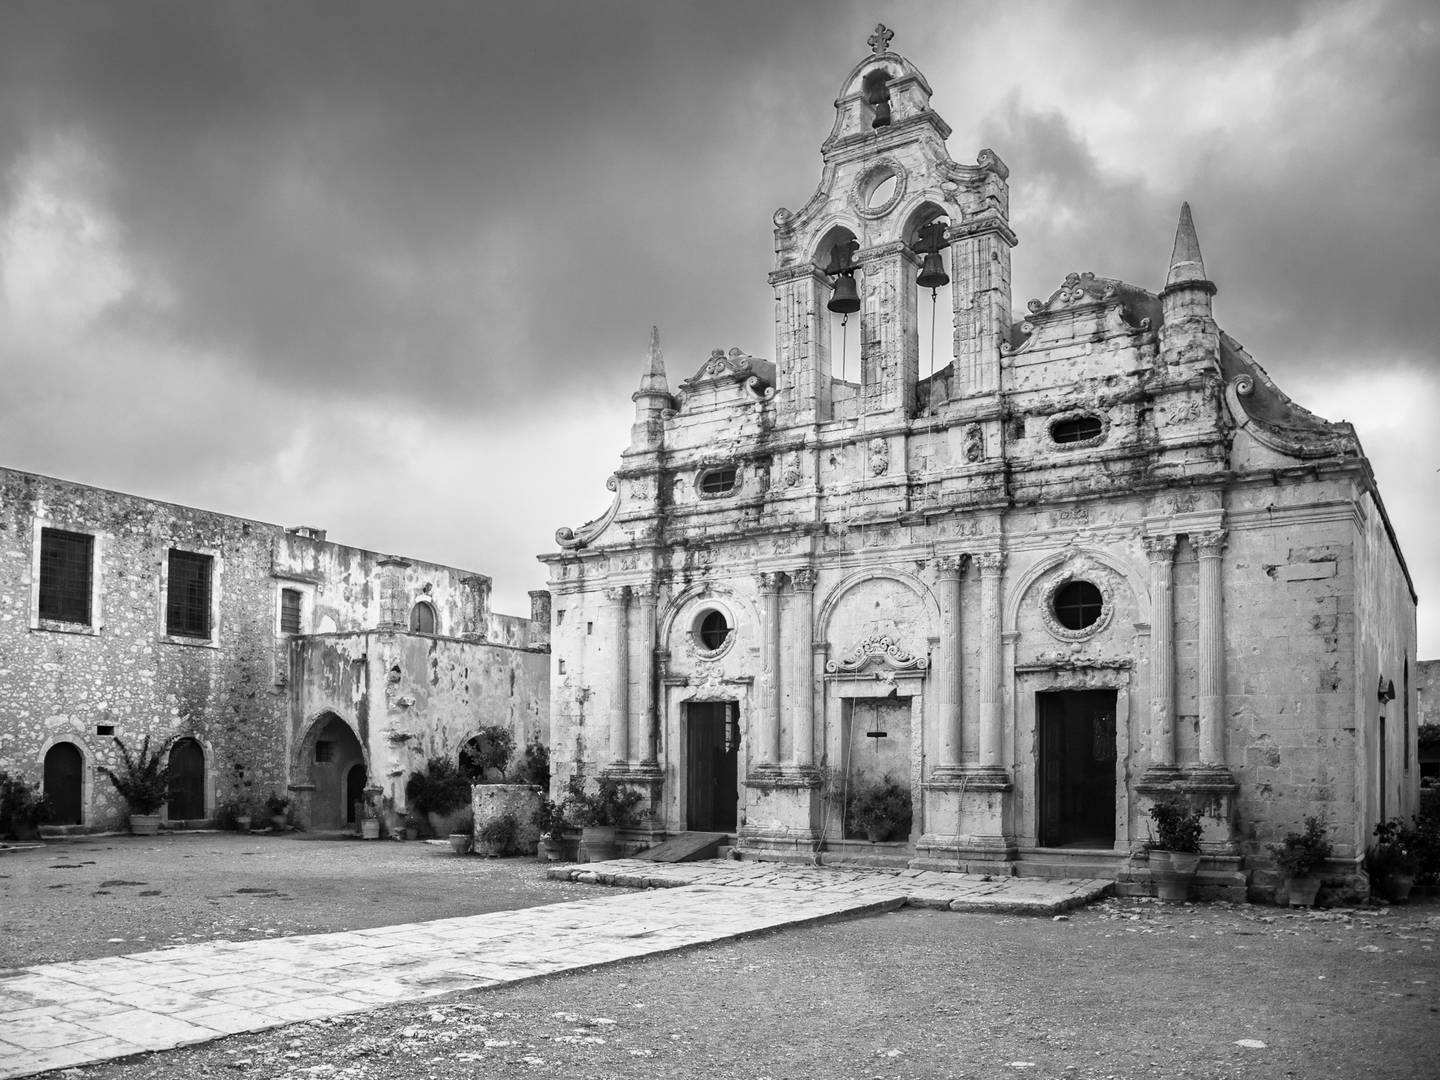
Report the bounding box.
[870,100,891,129]
[827,272,861,314]
[917,251,949,291]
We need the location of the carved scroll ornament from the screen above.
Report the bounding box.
[825,634,929,674]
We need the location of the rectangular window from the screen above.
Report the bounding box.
[39,528,94,625]
[166,550,213,638]
[280,588,302,634]
[315,740,334,763]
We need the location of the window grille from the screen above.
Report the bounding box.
[39,528,93,625]
[1053,580,1103,630]
[280,588,302,634]
[166,550,213,638]
[699,466,737,495]
[1050,416,1103,444]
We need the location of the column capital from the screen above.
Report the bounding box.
[1143,534,1179,562]
[603,585,631,603]
[974,550,1006,575]
[934,554,965,579]
[1192,530,1228,557]
[756,571,784,594]
[631,582,659,603]
[790,567,819,592]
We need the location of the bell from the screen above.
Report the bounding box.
[827,272,860,314]
[871,100,891,129]
[917,251,949,291]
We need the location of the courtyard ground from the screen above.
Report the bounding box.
[4,833,1438,1080]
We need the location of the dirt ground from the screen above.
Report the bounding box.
[6,834,1439,1080]
[0,831,625,968]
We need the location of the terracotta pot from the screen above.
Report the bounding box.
[270,815,287,831]
[448,832,472,855]
[1148,850,1173,873]
[580,825,619,863]
[1152,850,1199,902]
[129,814,161,836]
[359,819,381,840]
[1286,875,1323,907]
[1168,852,1202,875]
[538,834,565,862]
[235,815,252,833]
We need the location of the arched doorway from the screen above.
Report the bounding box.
[167,738,206,821]
[304,713,366,830]
[43,743,84,826]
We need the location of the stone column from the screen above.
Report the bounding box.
[459,575,492,641]
[789,568,818,768]
[767,265,833,426]
[857,242,919,420]
[934,555,964,771]
[1144,535,1178,769]
[1194,530,1227,766]
[376,556,411,630]
[633,583,658,763]
[975,551,1006,772]
[756,572,783,768]
[605,585,630,766]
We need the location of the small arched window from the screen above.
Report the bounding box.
[409,601,436,634]
[1050,415,1104,445]
[698,467,737,497]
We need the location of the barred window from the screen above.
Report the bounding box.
[39,528,93,625]
[166,550,213,638]
[280,588,302,635]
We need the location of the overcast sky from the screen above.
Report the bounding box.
[2,0,1437,653]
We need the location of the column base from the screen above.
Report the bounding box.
[919,767,1015,864]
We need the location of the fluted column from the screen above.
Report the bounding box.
[1194,530,1227,766]
[976,551,1006,771]
[935,556,964,770]
[1144,535,1178,769]
[633,583,658,763]
[604,585,630,766]
[757,572,783,768]
[789,568,818,768]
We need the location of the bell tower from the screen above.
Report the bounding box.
[768,25,1015,428]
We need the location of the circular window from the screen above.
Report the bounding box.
[1053,580,1103,630]
[850,160,907,218]
[698,610,729,650]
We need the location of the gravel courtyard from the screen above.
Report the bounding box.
[4,833,1438,1080]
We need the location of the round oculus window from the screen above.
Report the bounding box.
[698,609,730,651]
[1052,580,1104,630]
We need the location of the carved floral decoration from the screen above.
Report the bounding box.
[825,634,929,674]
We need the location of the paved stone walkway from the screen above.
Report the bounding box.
[0,862,1109,1078]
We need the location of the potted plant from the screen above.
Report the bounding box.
[0,771,52,841]
[562,772,643,862]
[358,793,382,840]
[1268,816,1332,906]
[474,812,518,857]
[98,736,170,835]
[1367,817,1420,902]
[1148,797,1203,902]
[406,756,472,836]
[265,792,290,831]
[846,775,912,842]
[460,725,516,783]
[403,813,423,841]
[440,806,474,854]
[532,798,569,861]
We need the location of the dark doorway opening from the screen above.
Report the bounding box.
[1038,690,1117,848]
[686,701,739,831]
[345,763,367,826]
[304,713,366,830]
[166,737,206,820]
[43,742,84,826]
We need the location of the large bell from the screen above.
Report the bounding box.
[870,100,891,128]
[827,272,861,314]
[917,251,949,291]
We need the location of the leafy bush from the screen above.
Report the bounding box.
[405,757,471,816]
[561,771,643,827]
[461,726,515,782]
[264,792,290,816]
[1148,797,1203,853]
[532,797,569,836]
[1367,815,1425,878]
[0,771,51,838]
[477,812,518,854]
[517,741,551,788]
[99,736,170,815]
[437,805,474,836]
[1268,816,1332,877]
[846,775,912,841]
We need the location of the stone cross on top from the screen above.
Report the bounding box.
[868,23,894,54]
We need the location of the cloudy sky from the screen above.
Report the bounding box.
[2,1,1437,652]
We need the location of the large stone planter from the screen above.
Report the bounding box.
[129,814,161,836]
[580,825,619,862]
[1285,875,1322,907]
[472,784,543,854]
[1153,850,1200,902]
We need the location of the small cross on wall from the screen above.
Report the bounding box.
[868,23,894,55]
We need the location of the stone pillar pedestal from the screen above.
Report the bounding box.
[739,772,824,863]
[915,773,1016,870]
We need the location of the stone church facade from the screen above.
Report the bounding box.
[0,467,549,833]
[540,28,1419,895]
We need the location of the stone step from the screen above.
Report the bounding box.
[632,831,731,863]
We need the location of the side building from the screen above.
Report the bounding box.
[538,27,1418,898]
[0,466,549,832]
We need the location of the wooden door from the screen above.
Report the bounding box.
[686,702,738,831]
[43,742,84,826]
[166,738,206,820]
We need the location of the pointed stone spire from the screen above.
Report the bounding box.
[1164,202,1215,292]
[637,324,669,396]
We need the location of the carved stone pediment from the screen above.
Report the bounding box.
[825,633,928,674]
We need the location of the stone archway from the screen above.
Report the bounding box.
[43,742,84,826]
[301,713,367,830]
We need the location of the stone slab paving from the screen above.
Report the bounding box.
[0,861,1108,1078]
[551,858,1113,915]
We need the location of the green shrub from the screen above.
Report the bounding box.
[99,736,170,815]
[846,775,912,841]
[0,771,51,838]
[461,726,515,782]
[477,812,518,854]
[405,757,471,816]
[1148,797,1203,853]
[1268,816,1332,877]
[561,771,643,827]
[518,741,551,788]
